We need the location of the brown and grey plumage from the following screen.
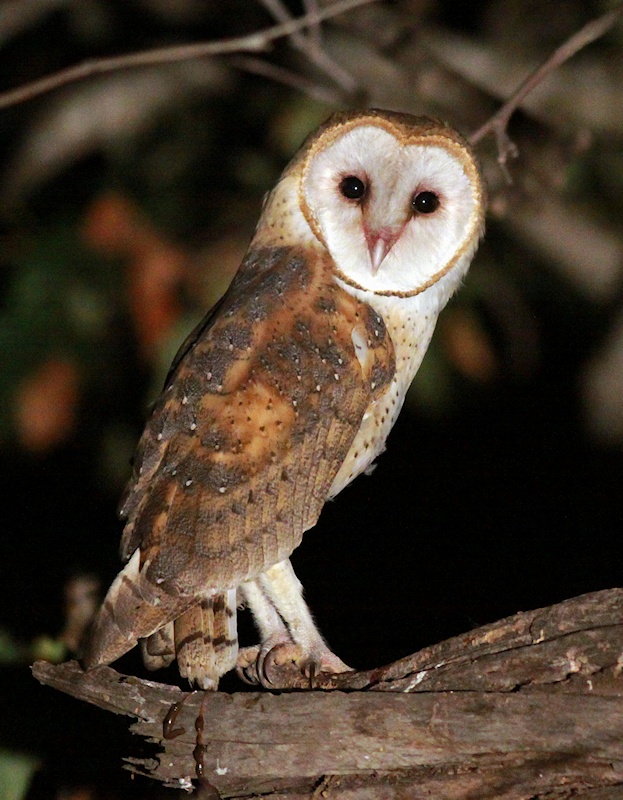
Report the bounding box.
[84,109,484,689]
[85,245,395,685]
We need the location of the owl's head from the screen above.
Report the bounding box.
[292,109,485,298]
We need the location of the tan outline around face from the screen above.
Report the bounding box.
[297,114,485,298]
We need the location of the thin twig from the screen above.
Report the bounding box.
[257,0,309,48]
[0,0,375,110]
[304,0,324,50]
[469,6,622,178]
[299,34,359,94]
[257,0,358,92]
[229,55,342,105]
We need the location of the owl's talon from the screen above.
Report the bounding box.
[236,646,262,685]
[236,663,259,685]
[259,641,351,688]
[302,658,318,688]
[261,642,299,682]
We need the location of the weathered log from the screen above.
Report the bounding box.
[32,589,623,799]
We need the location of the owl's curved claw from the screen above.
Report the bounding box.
[237,640,352,689]
[263,642,352,689]
[236,662,260,686]
[235,646,262,685]
[260,642,300,686]
[236,641,300,688]
[302,657,318,688]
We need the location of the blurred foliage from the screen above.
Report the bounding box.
[0,0,621,465]
[0,628,66,668]
[0,752,39,800]
[0,0,622,797]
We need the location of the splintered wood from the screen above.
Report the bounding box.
[33,589,623,799]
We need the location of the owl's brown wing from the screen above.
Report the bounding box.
[160,240,306,389]
[85,244,395,668]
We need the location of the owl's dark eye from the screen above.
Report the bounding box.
[412,191,440,214]
[339,175,366,201]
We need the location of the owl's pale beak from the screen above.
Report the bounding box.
[365,227,403,275]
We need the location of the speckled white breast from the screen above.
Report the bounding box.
[328,284,445,497]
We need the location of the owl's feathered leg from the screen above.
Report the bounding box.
[174,590,238,690]
[239,559,350,687]
[236,579,291,684]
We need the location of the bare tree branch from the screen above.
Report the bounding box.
[257,0,358,92]
[0,0,375,110]
[229,56,343,105]
[469,6,622,178]
[236,586,623,692]
[303,0,324,50]
[32,589,623,799]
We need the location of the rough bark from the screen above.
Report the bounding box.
[32,588,623,799]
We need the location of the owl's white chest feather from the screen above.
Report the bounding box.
[329,285,443,497]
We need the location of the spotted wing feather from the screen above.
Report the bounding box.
[85,245,394,669]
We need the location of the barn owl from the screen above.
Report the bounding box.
[84,109,485,689]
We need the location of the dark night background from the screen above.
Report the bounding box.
[0,2,622,798]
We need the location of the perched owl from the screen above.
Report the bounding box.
[84,109,485,689]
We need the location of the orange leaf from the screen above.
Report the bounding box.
[16,358,79,452]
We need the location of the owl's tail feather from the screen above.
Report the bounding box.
[141,622,175,671]
[174,589,238,690]
[83,548,193,670]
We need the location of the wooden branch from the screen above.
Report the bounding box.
[33,589,623,798]
[469,6,622,178]
[0,0,375,110]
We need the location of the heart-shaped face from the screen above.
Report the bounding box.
[299,112,484,298]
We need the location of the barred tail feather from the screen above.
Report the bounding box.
[174,590,238,690]
[214,588,239,677]
[83,549,193,669]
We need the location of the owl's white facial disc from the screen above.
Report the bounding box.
[301,125,482,297]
